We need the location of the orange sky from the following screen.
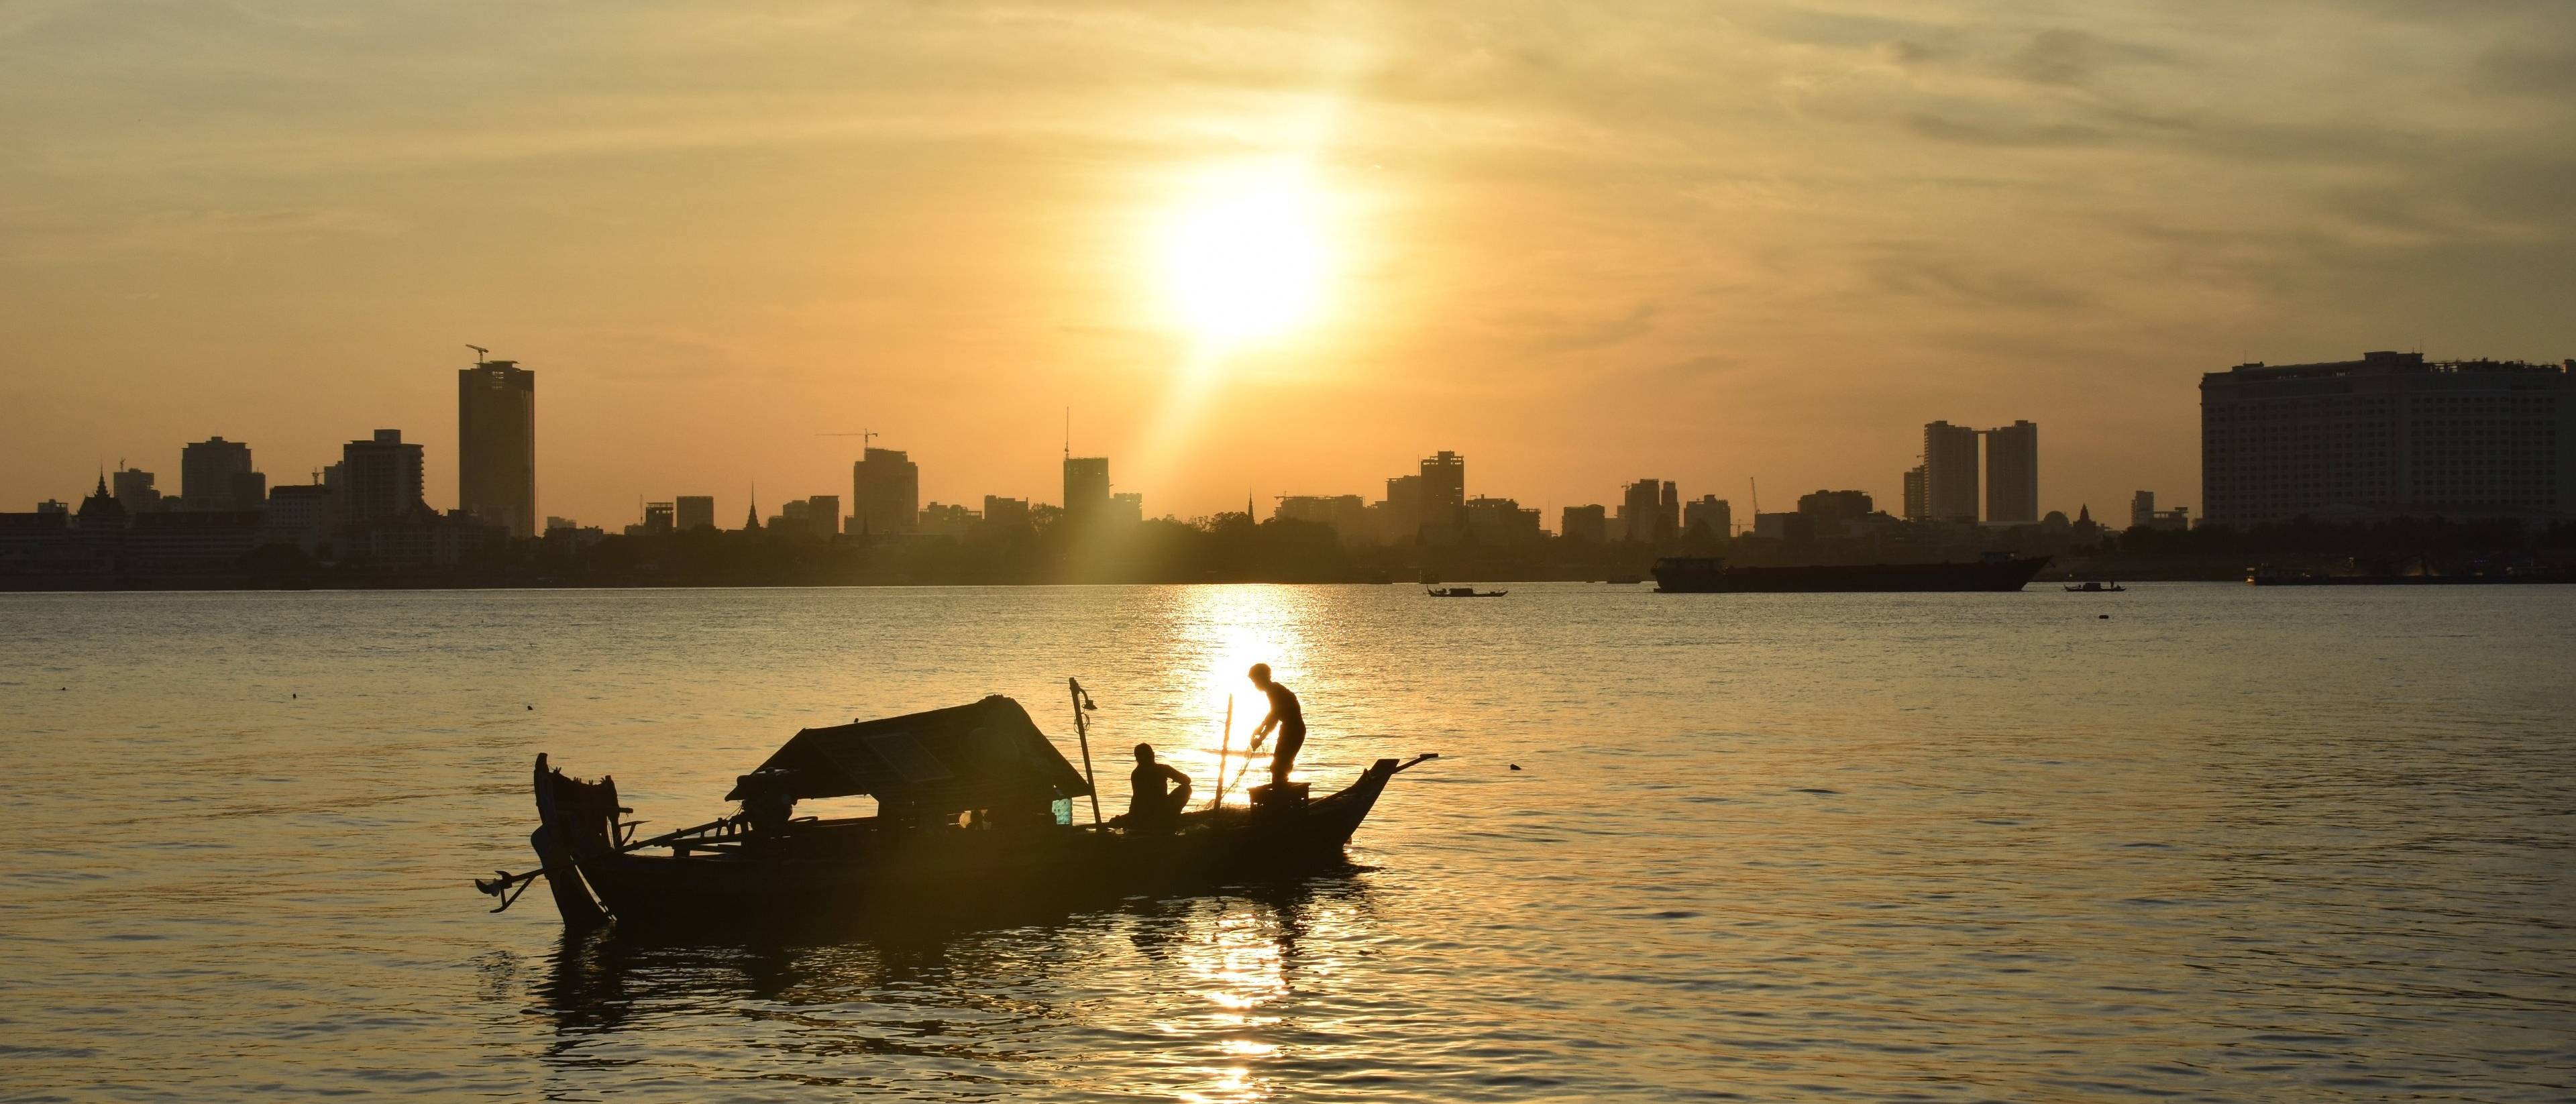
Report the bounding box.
[5,2,2573,527]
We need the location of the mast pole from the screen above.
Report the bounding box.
[1069,677,1102,824]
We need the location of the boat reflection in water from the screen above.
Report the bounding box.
[527,873,1377,1100]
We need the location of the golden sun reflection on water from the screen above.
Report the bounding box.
[9,588,2574,1101]
[1169,586,1320,802]
[1171,904,1299,1103]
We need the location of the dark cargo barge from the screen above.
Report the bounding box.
[1652,554,2050,593]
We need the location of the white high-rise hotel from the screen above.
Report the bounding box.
[2200,351,2573,526]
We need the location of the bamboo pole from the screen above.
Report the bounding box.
[1208,695,1234,810]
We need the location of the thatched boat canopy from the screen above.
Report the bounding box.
[723,695,1094,810]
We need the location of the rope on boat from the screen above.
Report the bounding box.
[1208,694,1235,810]
[1221,730,1271,799]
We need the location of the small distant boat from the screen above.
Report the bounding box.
[2063,581,2125,592]
[1425,586,1507,598]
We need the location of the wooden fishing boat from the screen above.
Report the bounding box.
[474,689,1435,931]
[1424,586,1507,598]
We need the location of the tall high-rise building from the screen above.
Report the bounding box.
[1379,474,1424,543]
[1982,421,2039,524]
[1620,478,1665,543]
[1922,421,1980,522]
[340,430,425,525]
[1902,465,1929,520]
[1063,457,1110,526]
[1418,451,1466,535]
[1561,504,1608,543]
[458,359,536,538]
[806,495,841,538]
[1658,481,1680,539]
[675,496,715,531]
[180,437,254,510]
[2202,351,2573,525]
[851,447,920,535]
[1682,496,1731,538]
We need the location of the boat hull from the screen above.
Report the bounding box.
[540,759,1403,931]
[1653,555,2051,593]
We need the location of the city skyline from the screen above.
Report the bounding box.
[11,348,2126,532]
[30,343,2574,543]
[9,5,2573,529]
[19,366,2072,539]
[10,357,2115,532]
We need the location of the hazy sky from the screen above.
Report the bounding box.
[5,1,2573,526]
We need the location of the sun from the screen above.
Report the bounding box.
[1152,161,1332,348]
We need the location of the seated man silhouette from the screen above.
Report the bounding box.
[1120,742,1192,830]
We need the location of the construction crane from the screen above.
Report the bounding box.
[466,344,489,363]
[816,430,879,449]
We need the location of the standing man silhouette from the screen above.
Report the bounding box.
[1248,663,1305,788]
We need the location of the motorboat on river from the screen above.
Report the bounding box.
[474,685,1435,930]
[1424,586,1507,598]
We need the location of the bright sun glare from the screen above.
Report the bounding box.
[1154,162,1332,348]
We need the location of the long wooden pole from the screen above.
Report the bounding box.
[1209,695,1234,810]
[1069,677,1102,824]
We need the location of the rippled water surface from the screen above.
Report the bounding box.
[3,584,2572,1101]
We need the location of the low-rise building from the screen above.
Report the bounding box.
[1463,496,1543,545]
[919,502,981,537]
[1275,494,1369,541]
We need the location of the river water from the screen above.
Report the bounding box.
[2,584,2571,1101]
